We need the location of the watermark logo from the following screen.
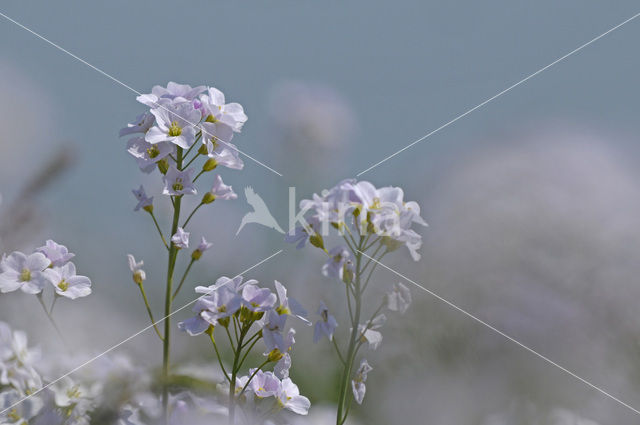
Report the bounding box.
[236,187,285,235]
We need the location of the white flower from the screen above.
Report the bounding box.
[163,166,197,196]
[356,314,386,350]
[126,137,174,173]
[351,359,372,405]
[44,262,92,299]
[132,185,153,212]
[36,240,75,268]
[0,251,49,294]
[199,86,248,133]
[247,370,280,398]
[0,389,43,424]
[119,112,155,137]
[274,280,309,324]
[276,378,310,415]
[261,309,288,352]
[202,138,244,170]
[385,282,411,314]
[321,246,353,281]
[313,301,338,343]
[127,254,146,285]
[146,102,200,149]
[209,175,237,201]
[137,82,206,107]
[171,227,189,249]
[242,284,277,312]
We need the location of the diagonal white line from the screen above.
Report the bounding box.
[357,250,640,416]
[0,11,283,177]
[356,11,640,177]
[0,249,283,417]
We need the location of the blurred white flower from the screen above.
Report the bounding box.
[351,359,372,405]
[44,262,92,300]
[131,185,153,212]
[313,301,338,343]
[385,282,412,314]
[0,251,49,294]
[127,254,146,285]
[171,227,190,249]
[36,240,75,268]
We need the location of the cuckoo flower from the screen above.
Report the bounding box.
[313,302,338,343]
[163,166,196,196]
[44,262,92,300]
[36,240,75,268]
[0,252,48,294]
[146,101,200,149]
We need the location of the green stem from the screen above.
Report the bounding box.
[192,169,206,183]
[162,147,183,424]
[37,295,67,347]
[182,202,204,229]
[137,284,163,340]
[172,259,195,300]
[149,211,169,250]
[336,237,364,425]
[237,335,261,371]
[332,337,346,365]
[229,325,248,424]
[210,332,231,383]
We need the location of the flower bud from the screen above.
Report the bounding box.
[203,158,218,172]
[133,270,146,285]
[157,158,169,174]
[202,192,216,204]
[191,249,203,261]
[198,144,208,156]
[204,324,215,337]
[218,316,230,328]
[309,233,325,250]
[267,349,284,362]
[342,266,353,285]
[143,204,154,213]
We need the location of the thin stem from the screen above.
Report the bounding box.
[229,325,248,424]
[240,330,262,350]
[362,251,387,292]
[150,211,169,250]
[225,326,236,356]
[181,151,200,171]
[192,169,206,183]
[182,202,204,229]
[37,295,68,347]
[137,284,164,340]
[181,132,202,165]
[172,259,195,301]
[237,335,261,371]
[332,337,346,365]
[49,294,58,315]
[362,236,381,252]
[210,332,231,383]
[162,147,183,424]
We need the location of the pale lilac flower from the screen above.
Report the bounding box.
[357,314,386,350]
[276,378,310,415]
[119,112,155,137]
[321,246,353,281]
[127,254,146,285]
[248,370,280,398]
[163,166,197,196]
[196,237,213,253]
[0,252,49,294]
[313,301,338,343]
[137,82,206,107]
[126,137,174,173]
[132,185,153,212]
[351,359,372,405]
[274,280,309,324]
[200,121,234,149]
[202,138,244,170]
[171,227,190,249]
[146,102,201,149]
[177,298,213,336]
[242,284,277,312]
[44,262,92,299]
[199,286,242,325]
[386,282,412,314]
[199,87,248,132]
[261,309,288,352]
[36,240,75,267]
[209,175,237,200]
[195,275,247,295]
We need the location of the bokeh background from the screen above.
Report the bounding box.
[2,0,640,423]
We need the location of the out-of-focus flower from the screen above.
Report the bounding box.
[322,246,353,281]
[171,227,190,249]
[208,175,237,201]
[162,166,197,196]
[248,370,280,398]
[351,359,372,405]
[356,314,386,350]
[0,251,49,294]
[36,240,75,268]
[276,378,310,415]
[44,262,92,300]
[242,284,277,313]
[0,389,43,424]
[274,280,309,324]
[127,254,146,285]
[385,282,412,314]
[131,185,153,212]
[313,301,338,343]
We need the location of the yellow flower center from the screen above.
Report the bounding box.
[205,114,218,123]
[19,268,31,282]
[8,409,20,421]
[146,145,160,158]
[217,305,227,313]
[57,280,69,292]
[67,386,81,399]
[168,121,182,137]
[371,197,381,209]
[275,305,290,315]
[172,178,184,192]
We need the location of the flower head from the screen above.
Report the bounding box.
[163,166,196,196]
[44,262,92,299]
[313,301,338,343]
[351,359,373,405]
[207,175,237,201]
[199,86,248,133]
[171,228,190,249]
[127,254,146,285]
[276,378,310,415]
[137,82,206,107]
[132,185,153,212]
[356,314,386,350]
[127,137,174,173]
[119,112,155,137]
[0,252,49,294]
[36,240,75,268]
[241,284,277,312]
[386,282,412,314]
[146,102,200,149]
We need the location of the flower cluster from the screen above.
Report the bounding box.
[0,240,91,300]
[288,179,424,423]
[179,276,311,418]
